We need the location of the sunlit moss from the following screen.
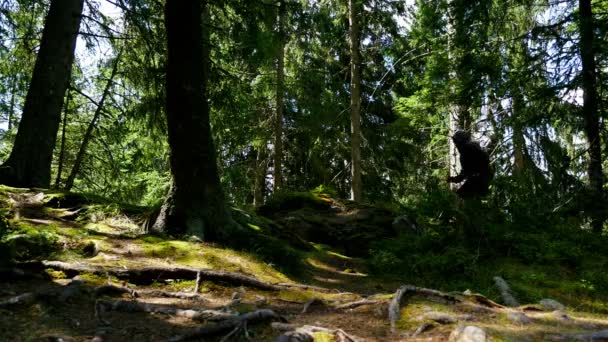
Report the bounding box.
[247,223,261,231]
[45,269,67,279]
[312,332,334,342]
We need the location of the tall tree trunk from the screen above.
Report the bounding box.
[348,0,362,202]
[153,0,233,240]
[64,53,121,192]
[512,95,526,174]
[7,75,17,131]
[578,0,604,233]
[54,91,71,189]
[0,0,83,188]
[273,0,285,192]
[253,146,268,207]
[446,0,471,189]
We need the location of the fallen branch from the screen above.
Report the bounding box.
[168,309,285,342]
[336,298,386,310]
[20,260,281,291]
[272,322,359,342]
[96,299,236,322]
[388,285,460,331]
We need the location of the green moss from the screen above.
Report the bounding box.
[45,269,67,279]
[257,190,332,216]
[140,235,165,244]
[312,332,334,342]
[3,222,62,261]
[77,272,117,285]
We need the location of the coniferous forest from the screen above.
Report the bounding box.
[1,0,608,340]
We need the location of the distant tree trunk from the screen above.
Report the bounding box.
[64,54,121,192]
[152,0,233,240]
[273,0,285,192]
[578,0,604,233]
[512,95,526,174]
[446,0,471,188]
[7,75,17,131]
[348,0,362,202]
[54,91,71,189]
[253,145,268,207]
[0,0,83,188]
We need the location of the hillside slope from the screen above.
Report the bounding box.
[0,187,607,341]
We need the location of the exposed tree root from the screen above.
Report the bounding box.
[20,260,281,291]
[0,279,85,308]
[95,284,207,301]
[167,309,286,342]
[272,322,360,342]
[275,282,336,293]
[460,291,506,309]
[0,291,39,308]
[388,285,461,331]
[0,267,44,281]
[96,299,237,322]
[336,298,386,310]
[302,297,327,313]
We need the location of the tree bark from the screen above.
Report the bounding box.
[578,0,604,233]
[0,0,83,188]
[348,0,362,202]
[64,53,121,192]
[273,0,286,192]
[152,0,232,240]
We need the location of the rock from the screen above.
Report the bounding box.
[540,298,565,311]
[493,276,519,307]
[39,334,76,342]
[507,311,532,325]
[553,310,571,321]
[449,325,487,342]
[574,330,608,340]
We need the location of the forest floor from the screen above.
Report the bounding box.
[1,187,608,341]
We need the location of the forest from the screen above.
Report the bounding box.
[0,0,608,341]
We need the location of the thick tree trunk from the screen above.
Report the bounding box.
[153,0,232,240]
[64,53,121,192]
[579,0,604,233]
[348,0,362,202]
[0,0,83,188]
[273,1,285,192]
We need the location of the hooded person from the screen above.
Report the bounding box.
[447,130,492,198]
